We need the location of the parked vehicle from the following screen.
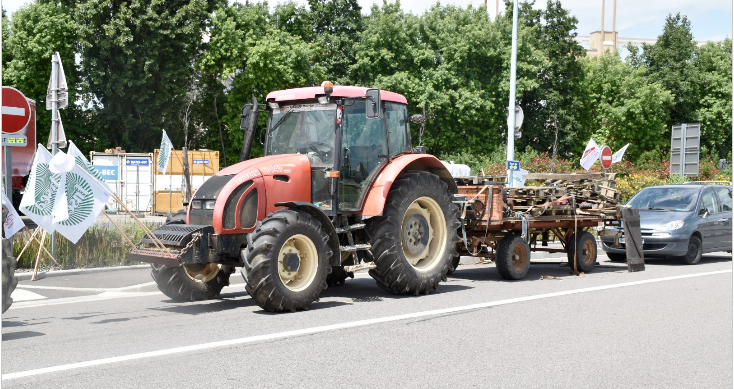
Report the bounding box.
[600,183,733,264]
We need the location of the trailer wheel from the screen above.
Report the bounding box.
[567,231,597,273]
[446,255,461,275]
[607,253,626,262]
[495,234,530,280]
[151,263,234,302]
[242,209,332,312]
[2,238,18,314]
[367,171,460,295]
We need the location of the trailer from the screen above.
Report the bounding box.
[452,172,639,279]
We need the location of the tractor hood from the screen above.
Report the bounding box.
[189,154,312,234]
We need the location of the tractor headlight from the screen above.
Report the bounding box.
[203,200,217,210]
[191,200,202,209]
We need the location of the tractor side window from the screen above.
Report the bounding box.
[386,102,410,156]
[339,100,388,210]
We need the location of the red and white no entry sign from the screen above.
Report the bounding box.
[2,86,31,134]
[600,145,613,169]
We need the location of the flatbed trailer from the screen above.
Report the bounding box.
[452,173,637,279]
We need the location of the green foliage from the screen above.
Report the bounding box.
[693,39,732,160]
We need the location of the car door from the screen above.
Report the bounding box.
[713,186,733,250]
[697,188,720,251]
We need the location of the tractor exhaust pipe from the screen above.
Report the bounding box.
[239,96,260,162]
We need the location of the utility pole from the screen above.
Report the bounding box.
[506,0,519,186]
[50,53,59,257]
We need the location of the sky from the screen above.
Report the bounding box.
[2,0,732,42]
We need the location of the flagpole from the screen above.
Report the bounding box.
[50,52,59,258]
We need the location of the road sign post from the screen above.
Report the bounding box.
[2,86,33,199]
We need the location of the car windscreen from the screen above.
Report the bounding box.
[627,187,699,212]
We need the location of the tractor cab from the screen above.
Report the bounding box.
[264,84,413,215]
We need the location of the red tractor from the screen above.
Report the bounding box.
[129,84,460,312]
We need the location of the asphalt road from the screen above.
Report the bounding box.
[2,252,732,388]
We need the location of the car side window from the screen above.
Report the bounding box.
[714,187,732,212]
[699,189,719,214]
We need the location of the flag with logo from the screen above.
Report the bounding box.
[157,130,173,174]
[19,145,67,232]
[2,192,25,238]
[580,138,601,171]
[48,151,111,244]
[612,143,629,164]
[67,140,112,193]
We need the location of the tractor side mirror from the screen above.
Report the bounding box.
[365,89,381,119]
[342,147,351,167]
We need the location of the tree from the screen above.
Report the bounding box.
[581,52,673,162]
[638,13,700,128]
[693,39,732,160]
[308,0,363,83]
[1,2,90,153]
[76,0,219,153]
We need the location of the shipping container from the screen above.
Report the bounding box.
[90,152,154,213]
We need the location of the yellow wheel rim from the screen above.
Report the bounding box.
[183,263,221,283]
[401,196,447,271]
[277,234,318,292]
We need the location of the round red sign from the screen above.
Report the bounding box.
[2,86,31,134]
[600,145,613,169]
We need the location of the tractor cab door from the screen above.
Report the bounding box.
[338,100,411,211]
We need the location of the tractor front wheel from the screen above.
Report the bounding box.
[151,263,234,302]
[242,209,332,312]
[367,171,460,295]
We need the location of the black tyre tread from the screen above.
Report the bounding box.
[2,238,18,314]
[567,231,597,273]
[679,235,702,265]
[151,264,234,302]
[495,234,530,280]
[366,171,460,295]
[242,209,332,312]
[446,255,460,275]
[606,252,627,262]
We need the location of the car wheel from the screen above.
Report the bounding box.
[606,252,627,263]
[678,235,702,265]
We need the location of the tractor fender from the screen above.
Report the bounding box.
[361,154,457,217]
[274,201,341,266]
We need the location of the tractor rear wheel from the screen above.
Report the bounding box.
[446,255,461,275]
[242,209,332,312]
[2,238,18,314]
[367,171,460,295]
[151,263,234,302]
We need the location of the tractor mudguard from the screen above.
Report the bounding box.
[361,154,457,217]
[274,201,341,266]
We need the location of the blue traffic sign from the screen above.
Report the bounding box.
[507,160,520,171]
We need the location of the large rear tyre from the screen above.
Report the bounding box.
[567,231,597,273]
[495,234,530,280]
[446,255,461,275]
[367,171,460,295]
[242,209,332,312]
[151,263,234,301]
[678,235,702,265]
[2,238,18,314]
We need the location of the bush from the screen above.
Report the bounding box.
[616,174,667,202]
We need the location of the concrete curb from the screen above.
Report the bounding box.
[16,264,150,281]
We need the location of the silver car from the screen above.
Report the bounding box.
[601,183,733,264]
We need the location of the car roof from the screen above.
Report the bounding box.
[645,183,730,190]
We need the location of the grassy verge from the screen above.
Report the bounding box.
[12,219,163,270]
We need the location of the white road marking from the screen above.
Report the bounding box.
[16,285,116,292]
[3,269,730,381]
[9,291,162,310]
[10,289,47,302]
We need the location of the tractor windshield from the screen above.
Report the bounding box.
[266,103,337,167]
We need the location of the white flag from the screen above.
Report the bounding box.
[510,168,529,187]
[46,52,68,110]
[612,143,629,164]
[580,138,601,171]
[48,152,111,244]
[19,145,67,232]
[67,140,112,193]
[2,192,25,238]
[46,113,68,149]
[157,130,173,174]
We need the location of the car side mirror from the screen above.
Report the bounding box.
[365,89,381,119]
[699,207,709,218]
